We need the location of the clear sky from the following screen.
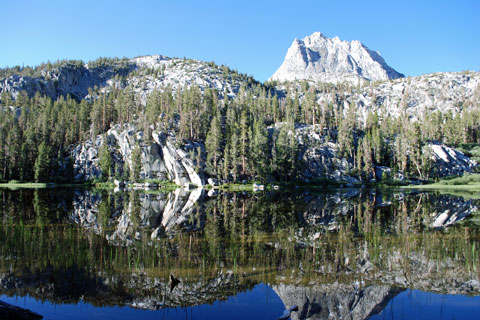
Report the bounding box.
[1,0,478,82]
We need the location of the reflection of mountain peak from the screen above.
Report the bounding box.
[273,283,401,320]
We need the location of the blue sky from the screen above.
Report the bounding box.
[0,0,478,82]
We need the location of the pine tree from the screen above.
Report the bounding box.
[229,130,239,182]
[272,123,297,181]
[34,141,51,182]
[239,108,249,175]
[362,138,373,181]
[205,111,223,176]
[99,139,112,182]
[130,143,142,182]
[223,143,231,181]
[251,119,269,182]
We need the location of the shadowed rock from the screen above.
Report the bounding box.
[0,300,42,320]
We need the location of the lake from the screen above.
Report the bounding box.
[0,187,479,319]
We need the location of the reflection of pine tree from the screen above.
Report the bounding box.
[98,196,111,229]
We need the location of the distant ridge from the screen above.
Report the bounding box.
[270,32,404,83]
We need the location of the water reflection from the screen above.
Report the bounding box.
[0,188,479,319]
[71,188,480,244]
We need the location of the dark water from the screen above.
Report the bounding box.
[0,187,479,319]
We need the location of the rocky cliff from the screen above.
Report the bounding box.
[71,123,205,186]
[290,124,477,184]
[270,32,404,84]
[0,60,134,101]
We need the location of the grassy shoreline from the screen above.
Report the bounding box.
[4,175,479,193]
[0,182,51,189]
[404,174,480,190]
[402,174,480,199]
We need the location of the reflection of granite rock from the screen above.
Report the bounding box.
[429,195,477,228]
[71,188,204,245]
[273,283,400,320]
[71,190,103,234]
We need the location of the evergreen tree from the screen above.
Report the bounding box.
[239,108,249,175]
[205,111,223,175]
[251,119,270,182]
[272,123,297,181]
[130,143,142,182]
[34,141,51,182]
[99,139,112,181]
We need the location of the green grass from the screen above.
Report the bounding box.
[93,182,116,189]
[0,181,53,189]
[421,174,480,187]
[0,183,49,189]
[217,183,254,191]
[404,174,480,197]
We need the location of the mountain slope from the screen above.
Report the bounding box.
[270,32,404,83]
[275,70,480,123]
[0,55,258,104]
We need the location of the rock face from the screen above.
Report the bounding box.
[0,55,253,104]
[0,61,134,101]
[276,71,480,125]
[294,125,359,184]
[427,143,477,176]
[271,32,404,83]
[293,124,477,183]
[71,123,205,187]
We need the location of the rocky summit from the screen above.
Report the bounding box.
[270,32,404,83]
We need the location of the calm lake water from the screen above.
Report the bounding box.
[0,187,479,319]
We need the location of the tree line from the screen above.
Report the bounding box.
[1,78,479,183]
